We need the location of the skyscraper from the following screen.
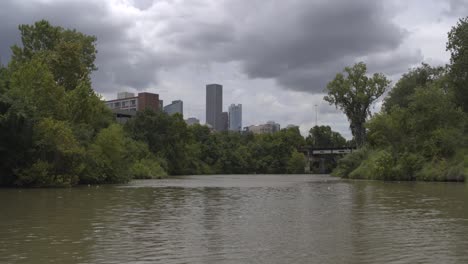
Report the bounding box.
[220,112,229,131]
[206,84,223,131]
[228,104,242,132]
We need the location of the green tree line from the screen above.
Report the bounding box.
[329,17,468,181]
[0,20,349,187]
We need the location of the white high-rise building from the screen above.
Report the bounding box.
[228,104,242,132]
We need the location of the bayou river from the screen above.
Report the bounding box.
[1,174,468,263]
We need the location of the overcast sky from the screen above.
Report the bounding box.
[0,0,466,138]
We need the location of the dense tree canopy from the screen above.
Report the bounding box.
[383,63,447,112]
[447,17,468,112]
[11,20,97,91]
[0,20,163,187]
[306,125,347,148]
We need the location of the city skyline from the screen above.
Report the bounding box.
[0,0,463,138]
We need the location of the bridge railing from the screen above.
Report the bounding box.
[299,147,356,155]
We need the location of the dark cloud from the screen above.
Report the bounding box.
[0,0,422,95]
[0,0,158,92]
[147,0,418,93]
[224,0,412,92]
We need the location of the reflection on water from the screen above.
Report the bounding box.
[1,175,468,264]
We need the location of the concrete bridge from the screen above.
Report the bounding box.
[299,147,356,174]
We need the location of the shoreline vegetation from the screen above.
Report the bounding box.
[0,20,340,187]
[328,18,468,182]
[0,17,467,187]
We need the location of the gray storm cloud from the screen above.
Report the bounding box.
[0,0,422,95]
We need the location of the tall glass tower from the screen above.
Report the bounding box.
[206,84,223,131]
[228,104,242,132]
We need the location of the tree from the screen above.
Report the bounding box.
[306,125,346,148]
[447,16,468,112]
[16,118,84,187]
[287,150,306,174]
[8,56,66,120]
[82,124,132,184]
[0,65,9,94]
[324,62,390,147]
[383,63,447,112]
[11,20,97,91]
[124,110,191,175]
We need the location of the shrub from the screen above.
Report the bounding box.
[331,147,370,178]
[131,158,167,179]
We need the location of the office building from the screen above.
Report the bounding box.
[185,117,200,126]
[117,92,135,99]
[228,104,242,132]
[220,112,229,131]
[206,84,223,131]
[164,100,183,116]
[247,121,281,134]
[105,92,160,112]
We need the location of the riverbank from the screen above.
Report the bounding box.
[332,147,468,182]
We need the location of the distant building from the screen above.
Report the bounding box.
[185,117,200,126]
[105,92,160,112]
[220,112,229,131]
[206,84,223,131]
[248,121,281,134]
[164,100,183,116]
[286,124,299,129]
[159,100,163,110]
[118,92,135,99]
[228,104,242,132]
[266,121,281,132]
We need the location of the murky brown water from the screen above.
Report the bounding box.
[1,174,468,264]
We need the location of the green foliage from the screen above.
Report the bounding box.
[15,118,83,187]
[0,20,141,187]
[124,110,191,175]
[81,124,132,184]
[342,83,467,181]
[332,20,468,182]
[447,17,468,112]
[349,149,398,180]
[332,147,369,178]
[8,56,66,120]
[131,158,167,179]
[11,20,97,91]
[287,150,306,174]
[0,65,9,93]
[324,62,390,147]
[416,157,465,182]
[383,63,446,112]
[65,81,113,129]
[306,125,346,148]
[123,112,309,175]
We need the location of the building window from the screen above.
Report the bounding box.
[131,100,136,106]
[122,101,127,107]
[114,102,121,108]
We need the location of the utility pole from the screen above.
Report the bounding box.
[315,104,318,127]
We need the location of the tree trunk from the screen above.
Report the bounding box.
[351,121,366,148]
